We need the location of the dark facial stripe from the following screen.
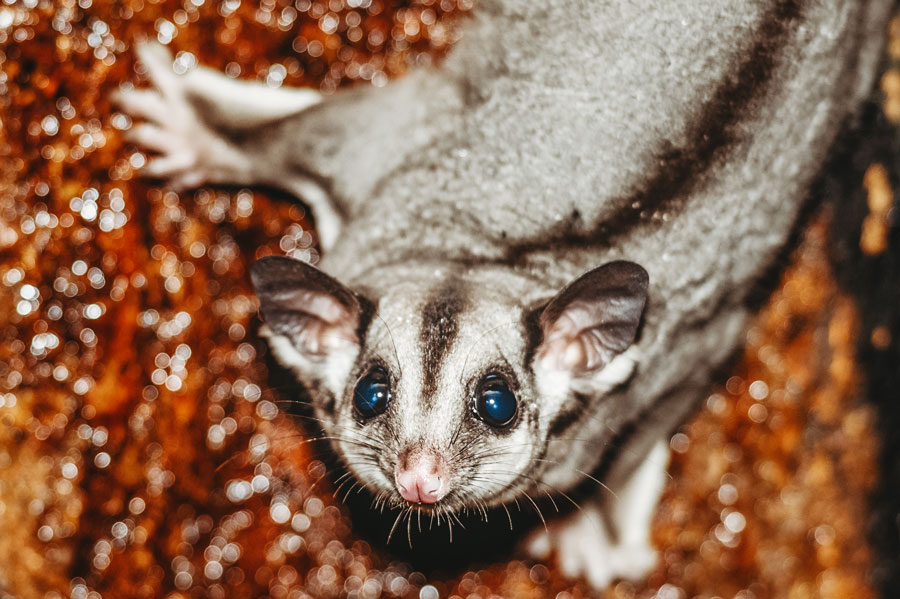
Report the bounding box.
[513,391,589,492]
[502,0,806,263]
[547,392,591,438]
[312,383,337,413]
[512,395,647,501]
[419,277,466,399]
[521,305,544,382]
[341,291,380,412]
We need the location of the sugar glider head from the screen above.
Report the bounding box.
[251,257,648,513]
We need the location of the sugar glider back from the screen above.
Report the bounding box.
[116,0,892,589]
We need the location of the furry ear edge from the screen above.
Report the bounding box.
[536,260,649,375]
[251,256,362,359]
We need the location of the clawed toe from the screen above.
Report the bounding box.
[125,123,180,154]
[112,88,169,124]
[142,153,197,178]
[525,529,551,559]
[113,43,213,189]
[134,41,180,96]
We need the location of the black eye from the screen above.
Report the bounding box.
[353,367,391,419]
[474,374,517,428]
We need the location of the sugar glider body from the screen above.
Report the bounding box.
[118,0,892,589]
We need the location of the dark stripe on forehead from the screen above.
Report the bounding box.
[502,0,806,263]
[343,289,379,405]
[420,277,466,398]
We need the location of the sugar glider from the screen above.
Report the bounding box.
[116,0,892,589]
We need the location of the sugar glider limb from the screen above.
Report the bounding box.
[116,0,892,590]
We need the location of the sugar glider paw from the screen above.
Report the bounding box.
[526,507,658,590]
[113,42,247,190]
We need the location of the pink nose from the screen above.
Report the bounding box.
[394,453,446,504]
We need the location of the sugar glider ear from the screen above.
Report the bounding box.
[536,261,648,374]
[251,256,362,359]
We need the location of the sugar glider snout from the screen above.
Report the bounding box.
[394,449,447,504]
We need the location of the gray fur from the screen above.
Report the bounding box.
[118,0,892,588]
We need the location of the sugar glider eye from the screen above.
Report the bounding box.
[353,367,391,419]
[473,374,518,428]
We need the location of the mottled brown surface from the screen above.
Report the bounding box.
[0,2,887,598]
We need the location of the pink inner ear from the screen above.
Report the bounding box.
[277,289,359,355]
[537,302,618,373]
[294,317,357,355]
[538,312,590,372]
[535,260,648,374]
[303,293,351,326]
